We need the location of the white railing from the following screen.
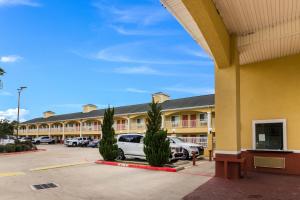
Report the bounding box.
[165,120,208,129]
[18,129,27,134]
[39,128,49,133]
[51,128,63,132]
[82,125,101,131]
[27,129,37,133]
[130,123,146,130]
[179,136,208,148]
[113,124,128,131]
[64,127,80,132]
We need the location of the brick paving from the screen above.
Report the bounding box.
[184,172,300,200]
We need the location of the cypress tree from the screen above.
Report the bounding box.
[144,99,170,166]
[99,107,118,161]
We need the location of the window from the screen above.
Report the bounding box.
[136,118,144,128]
[199,113,208,122]
[171,116,179,127]
[253,119,286,150]
[132,135,143,143]
[119,135,142,143]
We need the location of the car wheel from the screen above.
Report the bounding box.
[36,141,40,145]
[72,142,77,147]
[182,149,189,160]
[117,149,125,160]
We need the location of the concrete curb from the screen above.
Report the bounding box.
[0,149,46,156]
[95,160,180,172]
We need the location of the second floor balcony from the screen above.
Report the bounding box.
[113,124,128,131]
[165,120,208,129]
[130,123,146,130]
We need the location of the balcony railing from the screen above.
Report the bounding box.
[64,127,80,132]
[130,123,146,130]
[82,125,101,131]
[27,129,37,133]
[39,128,49,132]
[18,129,27,134]
[113,124,128,131]
[51,128,63,132]
[165,120,208,129]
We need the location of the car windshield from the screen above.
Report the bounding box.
[170,137,184,143]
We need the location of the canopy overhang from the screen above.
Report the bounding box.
[162,0,300,65]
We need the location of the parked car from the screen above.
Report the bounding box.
[116,133,183,161]
[0,135,15,145]
[19,137,32,143]
[87,139,100,148]
[65,137,88,147]
[168,136,204,160]
[32,136,55,144]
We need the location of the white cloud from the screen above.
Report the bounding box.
[0,55,22,63]
[95,42,212,65]
[113,66,159,75]
[111,25,179,36]
[110,66,213,78]
[0,0,40,7]
[93,3,169,26]
[0,108,29,122]
[125,88,150,94]
[0,91,12,96]
[165,86,215,95]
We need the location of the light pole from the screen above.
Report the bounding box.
[16,86,27,139]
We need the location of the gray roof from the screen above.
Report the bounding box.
[23,94,214,124]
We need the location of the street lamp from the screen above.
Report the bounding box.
[16,86,27,140]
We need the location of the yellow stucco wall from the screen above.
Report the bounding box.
[240,53,300,150]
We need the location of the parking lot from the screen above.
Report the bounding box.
[0,145,214,200]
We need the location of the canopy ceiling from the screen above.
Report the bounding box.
[162,0,300,65]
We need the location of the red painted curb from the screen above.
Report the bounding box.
[95,160,177,172]
[0,149,46,156]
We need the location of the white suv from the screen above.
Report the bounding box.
[65,137,88,147]
[168,136,204,160]
[116,134,183,161]
[32,136,55,144]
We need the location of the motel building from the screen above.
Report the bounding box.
[18,93,215,155]
[161,0,300,178]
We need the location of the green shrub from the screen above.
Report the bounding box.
[22,141,33,148]
[22,144,31,151]
[5,144,16,153]
[15,144,23,152]
[144,99,170,167]
[0,145,5,153]
[99,107,118,161]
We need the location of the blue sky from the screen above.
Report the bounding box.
[0,0,214,121]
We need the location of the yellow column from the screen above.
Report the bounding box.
[215,37,241,154]
[127,117,130,133]
[62,122,65,141]
[79,121,83,137]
